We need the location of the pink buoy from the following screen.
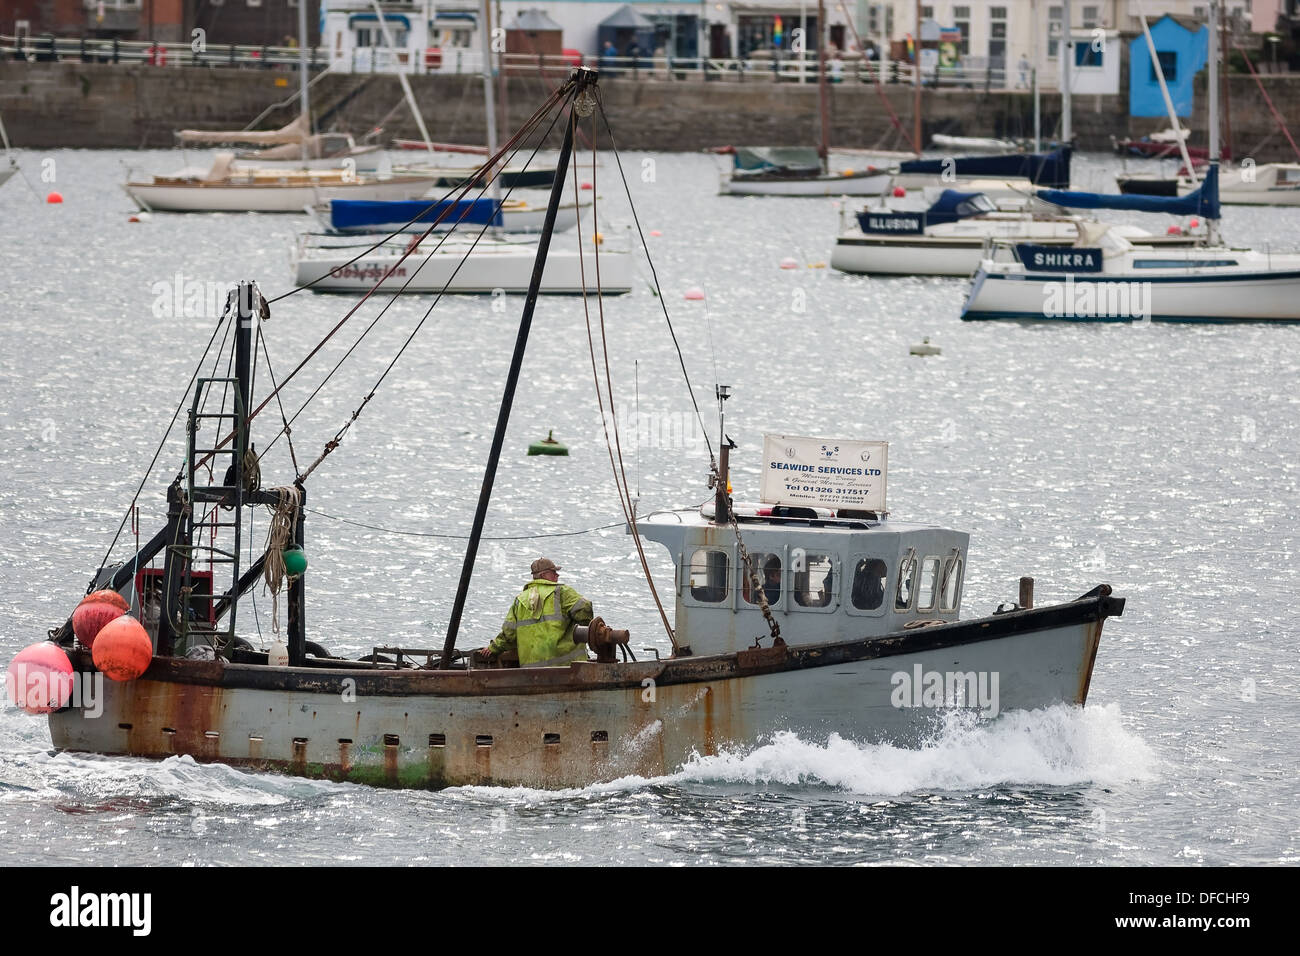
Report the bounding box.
[1189,218,1200,228]
[779,257,799,270]
[6,642,75,715]
[1166,224,1182,235]
[72,590,130,649]
[683,287,705,300]
[649,230,662,237]
[92,616,153,682]
[892,186,906,198]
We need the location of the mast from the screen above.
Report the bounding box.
[297,0,310,166]
[479,0,502,211]
[440,69,591,666]
[1060,0,1071,143]
[912,0,922,156]
[1220,9,1232,159]
[817,0,829,170]
[370,0,434,152]
[1137,4,1197,181]
[1032,0,1041,150]
[1208,0,1220,162]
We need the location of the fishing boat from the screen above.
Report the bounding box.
[8,68,1127,790]
[830,188,1205,277]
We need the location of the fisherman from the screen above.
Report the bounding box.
[477,558,593,667]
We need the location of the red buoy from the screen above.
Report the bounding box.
[46,191,63,204]
[892,186,906,198]
[72,590,129,649]
[92,616,153,682]
[5,642,74,714]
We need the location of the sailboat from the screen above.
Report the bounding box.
[123,6,437,213]
[8,68,1127,790]
[719,0,891,197]
[0,111,18,189]
[963,2,1300,323]
[294,0,627,294]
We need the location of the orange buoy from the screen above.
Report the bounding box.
[72,590,129,649]
[46,191,63,204]
[91,616,153,681]
[683,287,705,300]
[6,642,75,714]
[892,186,906,198]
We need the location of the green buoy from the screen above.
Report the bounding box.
[282,545,309,576]
[528,429,569,456]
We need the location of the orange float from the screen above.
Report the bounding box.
[91,616,153,681]
[72,590,129,648]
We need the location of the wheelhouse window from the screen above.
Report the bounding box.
[895,551,918,611]
[851,558,888,611]
[941,554,964,611]
[688,549,729,603]
[918,556,941,611]
[741,552,782,606]
[793,553,835,608]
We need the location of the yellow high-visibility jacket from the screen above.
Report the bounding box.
[489,579,593,667]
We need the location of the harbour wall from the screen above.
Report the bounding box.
[3,61,1298,160]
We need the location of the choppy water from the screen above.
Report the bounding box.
[0,148,1297,865]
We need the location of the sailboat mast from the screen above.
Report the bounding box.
[1209,0,1220,162]
[297,0,310,166]
[1032,0,1041,150]
[817,0,829,169]
[479,0,502,208]
[1060,0,1071,143]
[439,71,589,666]
[370,0,434,152]
[912,0,922,156]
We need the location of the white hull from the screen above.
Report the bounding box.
[832,223,1198,276]
[125,176,439,213]
[230,153,387,174]
[723,171,891,196]
[931,134,1021,153]
[295,238,635,294]
[964,263,1300,322]
[1174,164,1300,206]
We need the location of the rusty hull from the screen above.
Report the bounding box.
[47,587,1124,789]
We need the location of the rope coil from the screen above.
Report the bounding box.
[262,485,303,635]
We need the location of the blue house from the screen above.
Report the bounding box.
[1128,15,1209,118]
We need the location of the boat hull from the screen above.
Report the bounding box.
[124,176,439,213]
[831,231,1204,276]
[47,589,1120,789]
[962,267,1300,322]
[295,242,635,294]
[724,171,891,196]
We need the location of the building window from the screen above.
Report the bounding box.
[1048,5,1063,58]
[921,6,934,20]
[793,553,836,608]
[1151,50,1177,82]
[1082,5,1099,27]
[850,558,888,611]
[688,549,729,604]
[989,6,1007,67]
[953,6,970,55]
[741,552,783,607]
[247,0,262,8]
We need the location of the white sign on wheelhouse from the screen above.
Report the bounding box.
[760,435,887,511]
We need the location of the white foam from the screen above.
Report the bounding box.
[448,703,1157,802]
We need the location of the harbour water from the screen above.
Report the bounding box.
[0,149,1297,865]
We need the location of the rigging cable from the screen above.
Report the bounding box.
[595,88,715,469]
[570,107,676,648]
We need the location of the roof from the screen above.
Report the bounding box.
[507,9,562,31]
[599,4,655,29]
